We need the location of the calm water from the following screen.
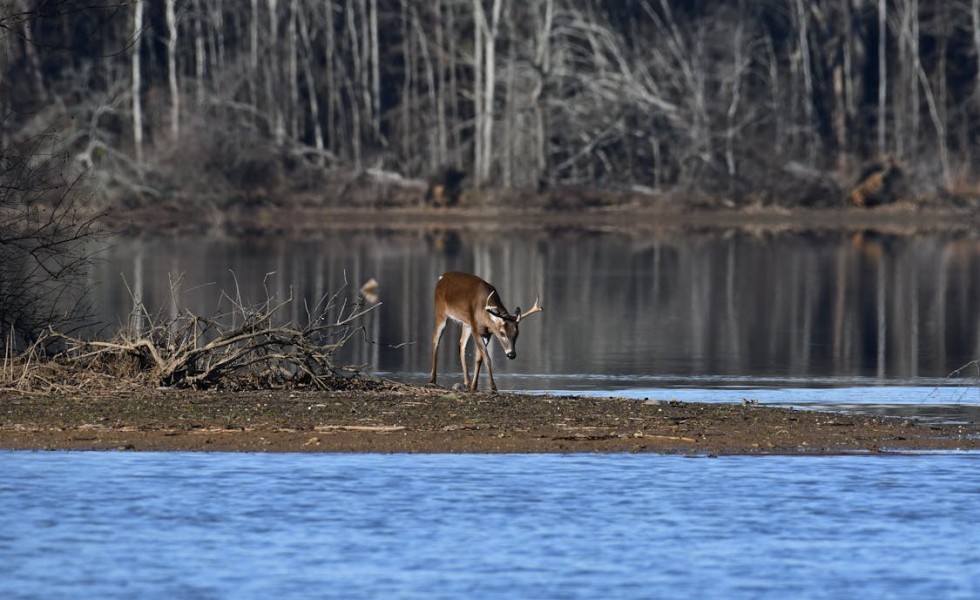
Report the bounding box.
[2,452,980,599]
[93,229,980,389]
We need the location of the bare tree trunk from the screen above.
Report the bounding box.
[268,0,284,144]
[298,2,324,161]
[503,1,516,187]
[533,0,553,183]
[369,0,381,139]
[288,0,299,140]
[971,0,980,117]
[447,1,462,167]
[251,0,260,113]
[910,0,919,150]
[401,0,412,166]
[937,4,950,181]
[794,0,815,162]
[324,0,338,155]
[896,1,949,184]
[472,0,503,186]
[346,0,363,166]
[472,0,484,184]
[435,0,448,167]
[482,0,503,184]
[16,0,46,102]
[725,4,744,177]
[166,0,180,141]
[193,0,206,108]
[357,0,372,144]
[410,4,438,171]
[895,0,909,157]
[132,0,144,165]
[878,0,887,155]
[214,0,225,76]
[832,0,849,169]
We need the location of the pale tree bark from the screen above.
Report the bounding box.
[434,0,448,167]
[267,0,284,144]
[473,0,503,186]
[878,0,887,155]
[193,0,206,108]
[132,0,143,164]
[166,0,180,141]
[910,0,919,149]
[482,0,503,185]
[725,4,745,177]
[502,1,516,187]
[251,0,260,112]
[472,0,484,184]
[354,0,372,144]
[288,0,299,140]
[370,0,381,139]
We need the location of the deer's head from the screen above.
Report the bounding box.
[485,292,543,359]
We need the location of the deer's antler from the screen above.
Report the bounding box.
[516,297,543,322]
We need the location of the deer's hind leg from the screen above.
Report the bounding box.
[473,335,496,392]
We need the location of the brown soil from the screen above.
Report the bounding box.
[1,385,977,455]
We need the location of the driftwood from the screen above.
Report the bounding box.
[47,274,380,390]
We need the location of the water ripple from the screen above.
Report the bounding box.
[2,452,979,599]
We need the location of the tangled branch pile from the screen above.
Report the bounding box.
[2,276,380,393]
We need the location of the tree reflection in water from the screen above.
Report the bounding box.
[95,229,980,386]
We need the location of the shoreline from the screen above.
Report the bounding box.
[1,387,977,455]
[102,201,980,237]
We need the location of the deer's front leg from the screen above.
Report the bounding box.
[477,335,497,393]
[471,350,482,392]
[459,325,472,390]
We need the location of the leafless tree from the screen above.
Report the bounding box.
[0,134,103,352]
[8,0,980,205]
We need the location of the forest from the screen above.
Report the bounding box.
[4,0,980,207]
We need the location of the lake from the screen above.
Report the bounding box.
[3,451,980,599]
[93,228,980,391]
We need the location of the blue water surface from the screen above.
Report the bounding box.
[2,452,979,599]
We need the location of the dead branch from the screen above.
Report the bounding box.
[42,275,381,390]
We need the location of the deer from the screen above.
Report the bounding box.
[429,271,543,392]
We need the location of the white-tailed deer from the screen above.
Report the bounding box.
[429,271,543,392]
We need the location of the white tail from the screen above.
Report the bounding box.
[429,272,543,392]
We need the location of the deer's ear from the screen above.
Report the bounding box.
[486,306,504,320]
